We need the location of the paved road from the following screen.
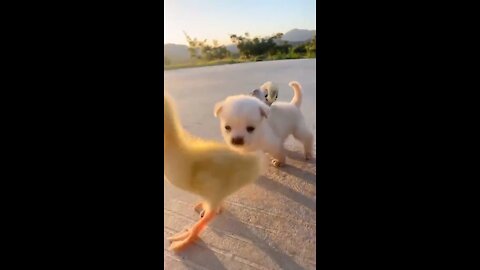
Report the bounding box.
[164,59,316,270]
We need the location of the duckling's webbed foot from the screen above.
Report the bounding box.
[167,229,190,242]
[168,209,217,252]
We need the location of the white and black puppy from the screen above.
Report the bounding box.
[215,81,313,167]
[250,81,279,106]
[260,81,279,106]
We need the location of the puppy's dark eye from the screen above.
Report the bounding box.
[246,126,255,133]
[265,94,268,98]
[225,125,231,132]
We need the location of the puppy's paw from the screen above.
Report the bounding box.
[271,159,284,167]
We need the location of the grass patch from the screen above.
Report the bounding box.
[164,58,249,70]
[164,55,316,70]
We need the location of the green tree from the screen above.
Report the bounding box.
[230,33,283,59]
[272,41,292,55]
[306,35,316,57]
[184,32,201,60]
[184,33,230,61]
[293,44,307,54]
[164,57,171,65]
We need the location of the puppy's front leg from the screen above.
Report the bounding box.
[269,146,286,167]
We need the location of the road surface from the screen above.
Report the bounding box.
[164,59,316,270]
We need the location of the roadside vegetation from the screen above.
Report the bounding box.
[164,32,316,70]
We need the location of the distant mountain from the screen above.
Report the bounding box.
[281,28,316,42]
[164,43,190,64]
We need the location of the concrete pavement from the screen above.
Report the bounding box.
[164,59,316,270]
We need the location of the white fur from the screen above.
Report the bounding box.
[214,81,313,166]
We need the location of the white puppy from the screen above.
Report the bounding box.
[214,81,313,167]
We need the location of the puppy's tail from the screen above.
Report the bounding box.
[289,81,303,108]
[164,94,183,146]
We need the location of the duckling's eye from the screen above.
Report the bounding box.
[225,125,231,132]
[246,126,255,133]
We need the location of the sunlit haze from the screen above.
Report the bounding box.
[164,0,316,45]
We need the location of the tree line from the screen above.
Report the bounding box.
[182,31,316,62]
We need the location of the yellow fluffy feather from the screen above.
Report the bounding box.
[164,93,264,252]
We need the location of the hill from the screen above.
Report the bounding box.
[164,44,190,64]
[281,28,316,42]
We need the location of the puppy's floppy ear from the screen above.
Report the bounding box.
[251,89,268,104]
[214,101,223,118]
[259,102,270,119]
[251,89,262,98]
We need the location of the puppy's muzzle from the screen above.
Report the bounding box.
[231,137,244,146]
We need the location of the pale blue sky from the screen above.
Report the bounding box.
[165,0,316,45]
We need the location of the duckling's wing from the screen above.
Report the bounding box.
[189,152,260,205]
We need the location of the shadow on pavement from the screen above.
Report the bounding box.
[285,149,317,164]
[212,209,305,270]
[279,163,316,186]
[256,175,316,211]
[175,238,228,270]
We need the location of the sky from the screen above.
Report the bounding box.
[164,0,316,45]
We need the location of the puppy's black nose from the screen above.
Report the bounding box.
[231,137,244,145]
